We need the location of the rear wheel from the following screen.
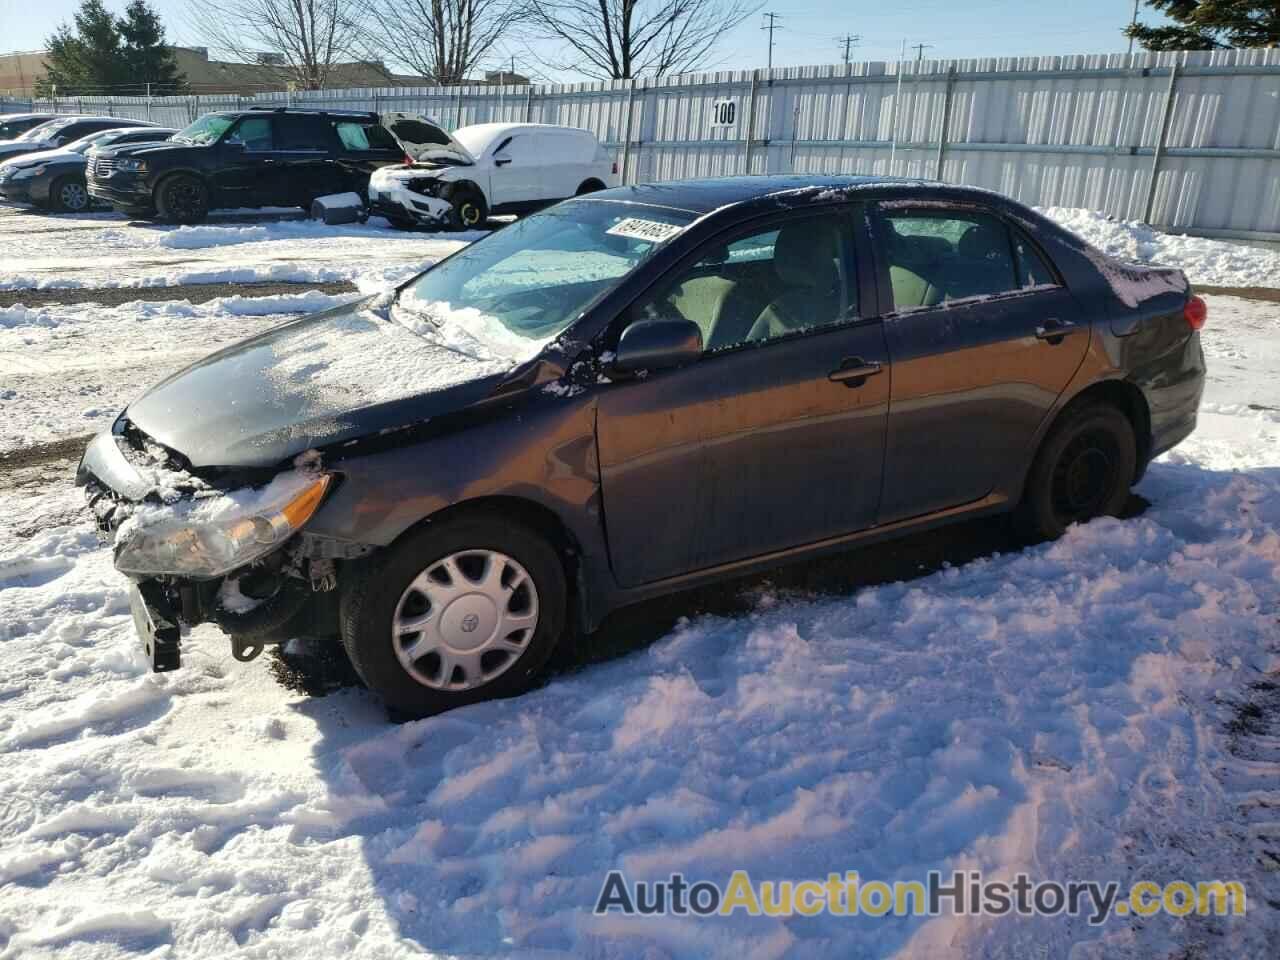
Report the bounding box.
[575,178,606,195]
[1015,402,1137,540]
[154,173,209,224]
[340,514,566,719]
[49,175,90,213]
[445,184,487,231]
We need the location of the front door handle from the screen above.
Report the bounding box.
[829,357,884,385]
[1035,318,1074,342]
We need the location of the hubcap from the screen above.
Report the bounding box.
[392,550,538,691]
[1051,430,1118,523]
[60,182,87,210]
[460,202,480,225]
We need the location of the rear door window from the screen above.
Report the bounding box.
[276,115,332,151]
[879,208,1021,311]
[1013,229,1059,288]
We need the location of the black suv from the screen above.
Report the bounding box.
[85,107,405,223]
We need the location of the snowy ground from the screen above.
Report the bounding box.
[0,204,1278,959]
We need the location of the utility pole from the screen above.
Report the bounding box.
[836,34,861,64]
[911,42,933,62]
[762,12,782,71]
[1128,0,1140,55]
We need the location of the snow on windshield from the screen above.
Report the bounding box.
[394,284,559,364]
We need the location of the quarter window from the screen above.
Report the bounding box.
[634,216,855,353]
[882,209,1021,310]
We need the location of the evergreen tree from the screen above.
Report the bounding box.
[119,1,185,93]
[37,0,186,96]
[1126,1,1280,50]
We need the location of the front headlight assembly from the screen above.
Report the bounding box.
[116,158,149,173]
[114,472,332,579]
[11,165,46,180]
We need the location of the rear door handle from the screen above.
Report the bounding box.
[829,358,884,385]
[1035,318,1074,342]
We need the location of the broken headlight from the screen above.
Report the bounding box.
[113,472,332,579]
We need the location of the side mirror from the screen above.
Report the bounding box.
[223,140,245,152]
[614,318,702,373]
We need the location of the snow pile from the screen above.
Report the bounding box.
[1040,207,1280,289]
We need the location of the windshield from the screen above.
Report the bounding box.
[18,119,71,142]
[394,200,694,361]
[453,127,501,158]
[394,200,696,363]
[0,119,44,140]
[174,114,234,145]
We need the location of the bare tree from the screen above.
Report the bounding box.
[365,0,521,85]
[524,0,759,80]
[187,0,369,89]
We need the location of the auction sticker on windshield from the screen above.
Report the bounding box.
[606,217,685,244]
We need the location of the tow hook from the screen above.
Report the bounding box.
[231,636,265,663]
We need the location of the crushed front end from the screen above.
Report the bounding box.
[77,421,367,672]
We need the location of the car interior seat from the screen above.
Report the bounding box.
[746,222,846,341]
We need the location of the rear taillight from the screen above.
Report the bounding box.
[611,161,618,175]
[1184,294,1207,330]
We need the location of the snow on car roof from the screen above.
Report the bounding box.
[451,122,595,156]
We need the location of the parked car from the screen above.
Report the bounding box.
[369,119,617,230]
[0,126,176,212]
[0,113,60,141]
[77,175,1206,718]
[0,115,155,162]
[86,107,410,223]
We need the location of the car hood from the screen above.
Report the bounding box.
[125,297,533,471]
[381,113,474,165]
[96,140,198,160]
[0,141,48,158]
[3,147,81,168]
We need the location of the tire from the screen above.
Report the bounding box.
[575,179,606,195]
[444,183,487,231]
[154,173,209,224]
[340,514,567,719]
[1015,402,1137,540]
[48,175,91,213]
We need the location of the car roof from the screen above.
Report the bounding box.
[582,175,1010,216]
[0,113,58,121]
[40,115,154,125]
[240,107,378,120]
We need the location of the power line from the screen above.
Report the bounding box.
[835,33,862,64]
[761,12,782,71]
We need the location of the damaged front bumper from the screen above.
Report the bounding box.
[77,425,371,672]
[367,177,451,225]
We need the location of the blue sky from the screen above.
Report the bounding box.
[1,0,1168,79]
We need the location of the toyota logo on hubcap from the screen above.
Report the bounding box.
[460,613,480,633]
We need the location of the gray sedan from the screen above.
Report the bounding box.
[0,126,176,212]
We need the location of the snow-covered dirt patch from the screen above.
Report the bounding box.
[1041,207,1280,289]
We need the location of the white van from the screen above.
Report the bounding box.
[369,118,617,230]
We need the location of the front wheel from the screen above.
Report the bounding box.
[444,184,487,231]
[154,173,209,224]
[1015,402,1137,540]
[340,515,567,719]
[49,175,90,213]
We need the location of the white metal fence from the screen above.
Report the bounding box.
[5,48,1280,237]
